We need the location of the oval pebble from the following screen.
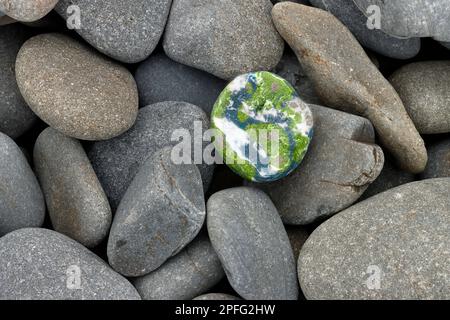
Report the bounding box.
[0,0,58,22]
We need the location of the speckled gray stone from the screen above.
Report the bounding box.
[421,139,450,179]
[15,33,139,141]
[133,235,224,300]
[390,61,450,134]
[164,0,284,80]
[309,0,420,59]
[0,0,58,22]
[108,147,206,277]
[88,101,214,210]
[0,132,45,236]
[55,0,172,63]
[0,24,37,138]
[298,178,450,300]
[193,293,240,301]
[0,228,141,300]
[272,3,427,173]
[248,105,384,225]
[135,52,226,115]
[207,187,298,300]
[34,127,112,248]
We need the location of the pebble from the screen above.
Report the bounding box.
[135,52,226,115]
[0,228,141,300]
[108,147,206,277]
[88,101,213,210]
[207,187,298,300]
[133,235,224,300]
[272,2,427,173]
[34,127,112,248]
[298,178,450,299]
[193,293,240,301]
[0,132,45,236]
[15,33,139,141]
[421,139,450,179]
[0,0,58,22]
[164,0,284,80]
[309,0,421,59]
[248,104,384,225]
[0,24,37,138]
[390,61,450,134]
[55,0,172,63]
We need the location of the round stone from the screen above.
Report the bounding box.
[211,71,313,182]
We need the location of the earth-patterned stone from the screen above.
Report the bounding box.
[248,104,384,225]
[272,3,427,173]
[211,71,313,182]
[34,127,112,248]
[299,178,450,300]
[207,187,298,300]
[88,101,213,210]
[55,0,172,63]
[193,293,240,300]
[108,147,206,277]
[390,61,450,134]
[164,0,284,80]
[15,33,139,141]
[133,235,224,300]
[0,132,45,236]
[421,139,450,179]
[0,228,141,300]
[0,0,58,22]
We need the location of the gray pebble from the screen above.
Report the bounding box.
[0,228,141,300]
[34,127,112,248]
[421,139,450,179]
[298,178,450,299]
[133,235,224,300]
[207,187,298,300]
[0,132,45,236]
[0,0,58,22]
[193,293,240,301]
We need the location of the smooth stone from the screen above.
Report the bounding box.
[0,0,58,22]
[0,228,141,300]
[207,187,298,300]
[298,178,450,299]
[272,3,427,174]
[133,235,224,300]
[55,0,171,63]
[34,127,112,248]
[135,52,226,115]
[193,293,240,301]
[88,101,213,210]
[286,226,309,261]
[0,24,37,138]
[15,33,139,141]
[211,71,313,182]
[421,139,450,179]
[164,0,284,80]
[309,0,420,59]
[0,132,45,236]
[390,61,450,134]
[108,147,206,277]
[247,104,384,225]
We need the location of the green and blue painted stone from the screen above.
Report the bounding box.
[211,71,313,182]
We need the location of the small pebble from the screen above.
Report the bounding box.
[0,0,58,22]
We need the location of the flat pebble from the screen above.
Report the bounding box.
[421,139,450,179]
[0,0,58,22]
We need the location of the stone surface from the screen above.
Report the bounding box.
[34,127,112,248]
[211,71,313,182]
[108,147,206,277]
[207,187,298,300]
[55,0,172,63]
[0,132,45,236]
[0,228,141,300]
[0,24,37,138]
[15,33,139,141]
[164,0,284,80]
[298,178,450,300]
[248,104,384,225]
[272,3,427,173]
[193,293,240,300]
[135,52,226,115]
[133,235,224,300]
[0,0,58,22]
[309,0,420,59]
[88,101,213,210]
[421,139,450,179]
[390,61,450,134]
